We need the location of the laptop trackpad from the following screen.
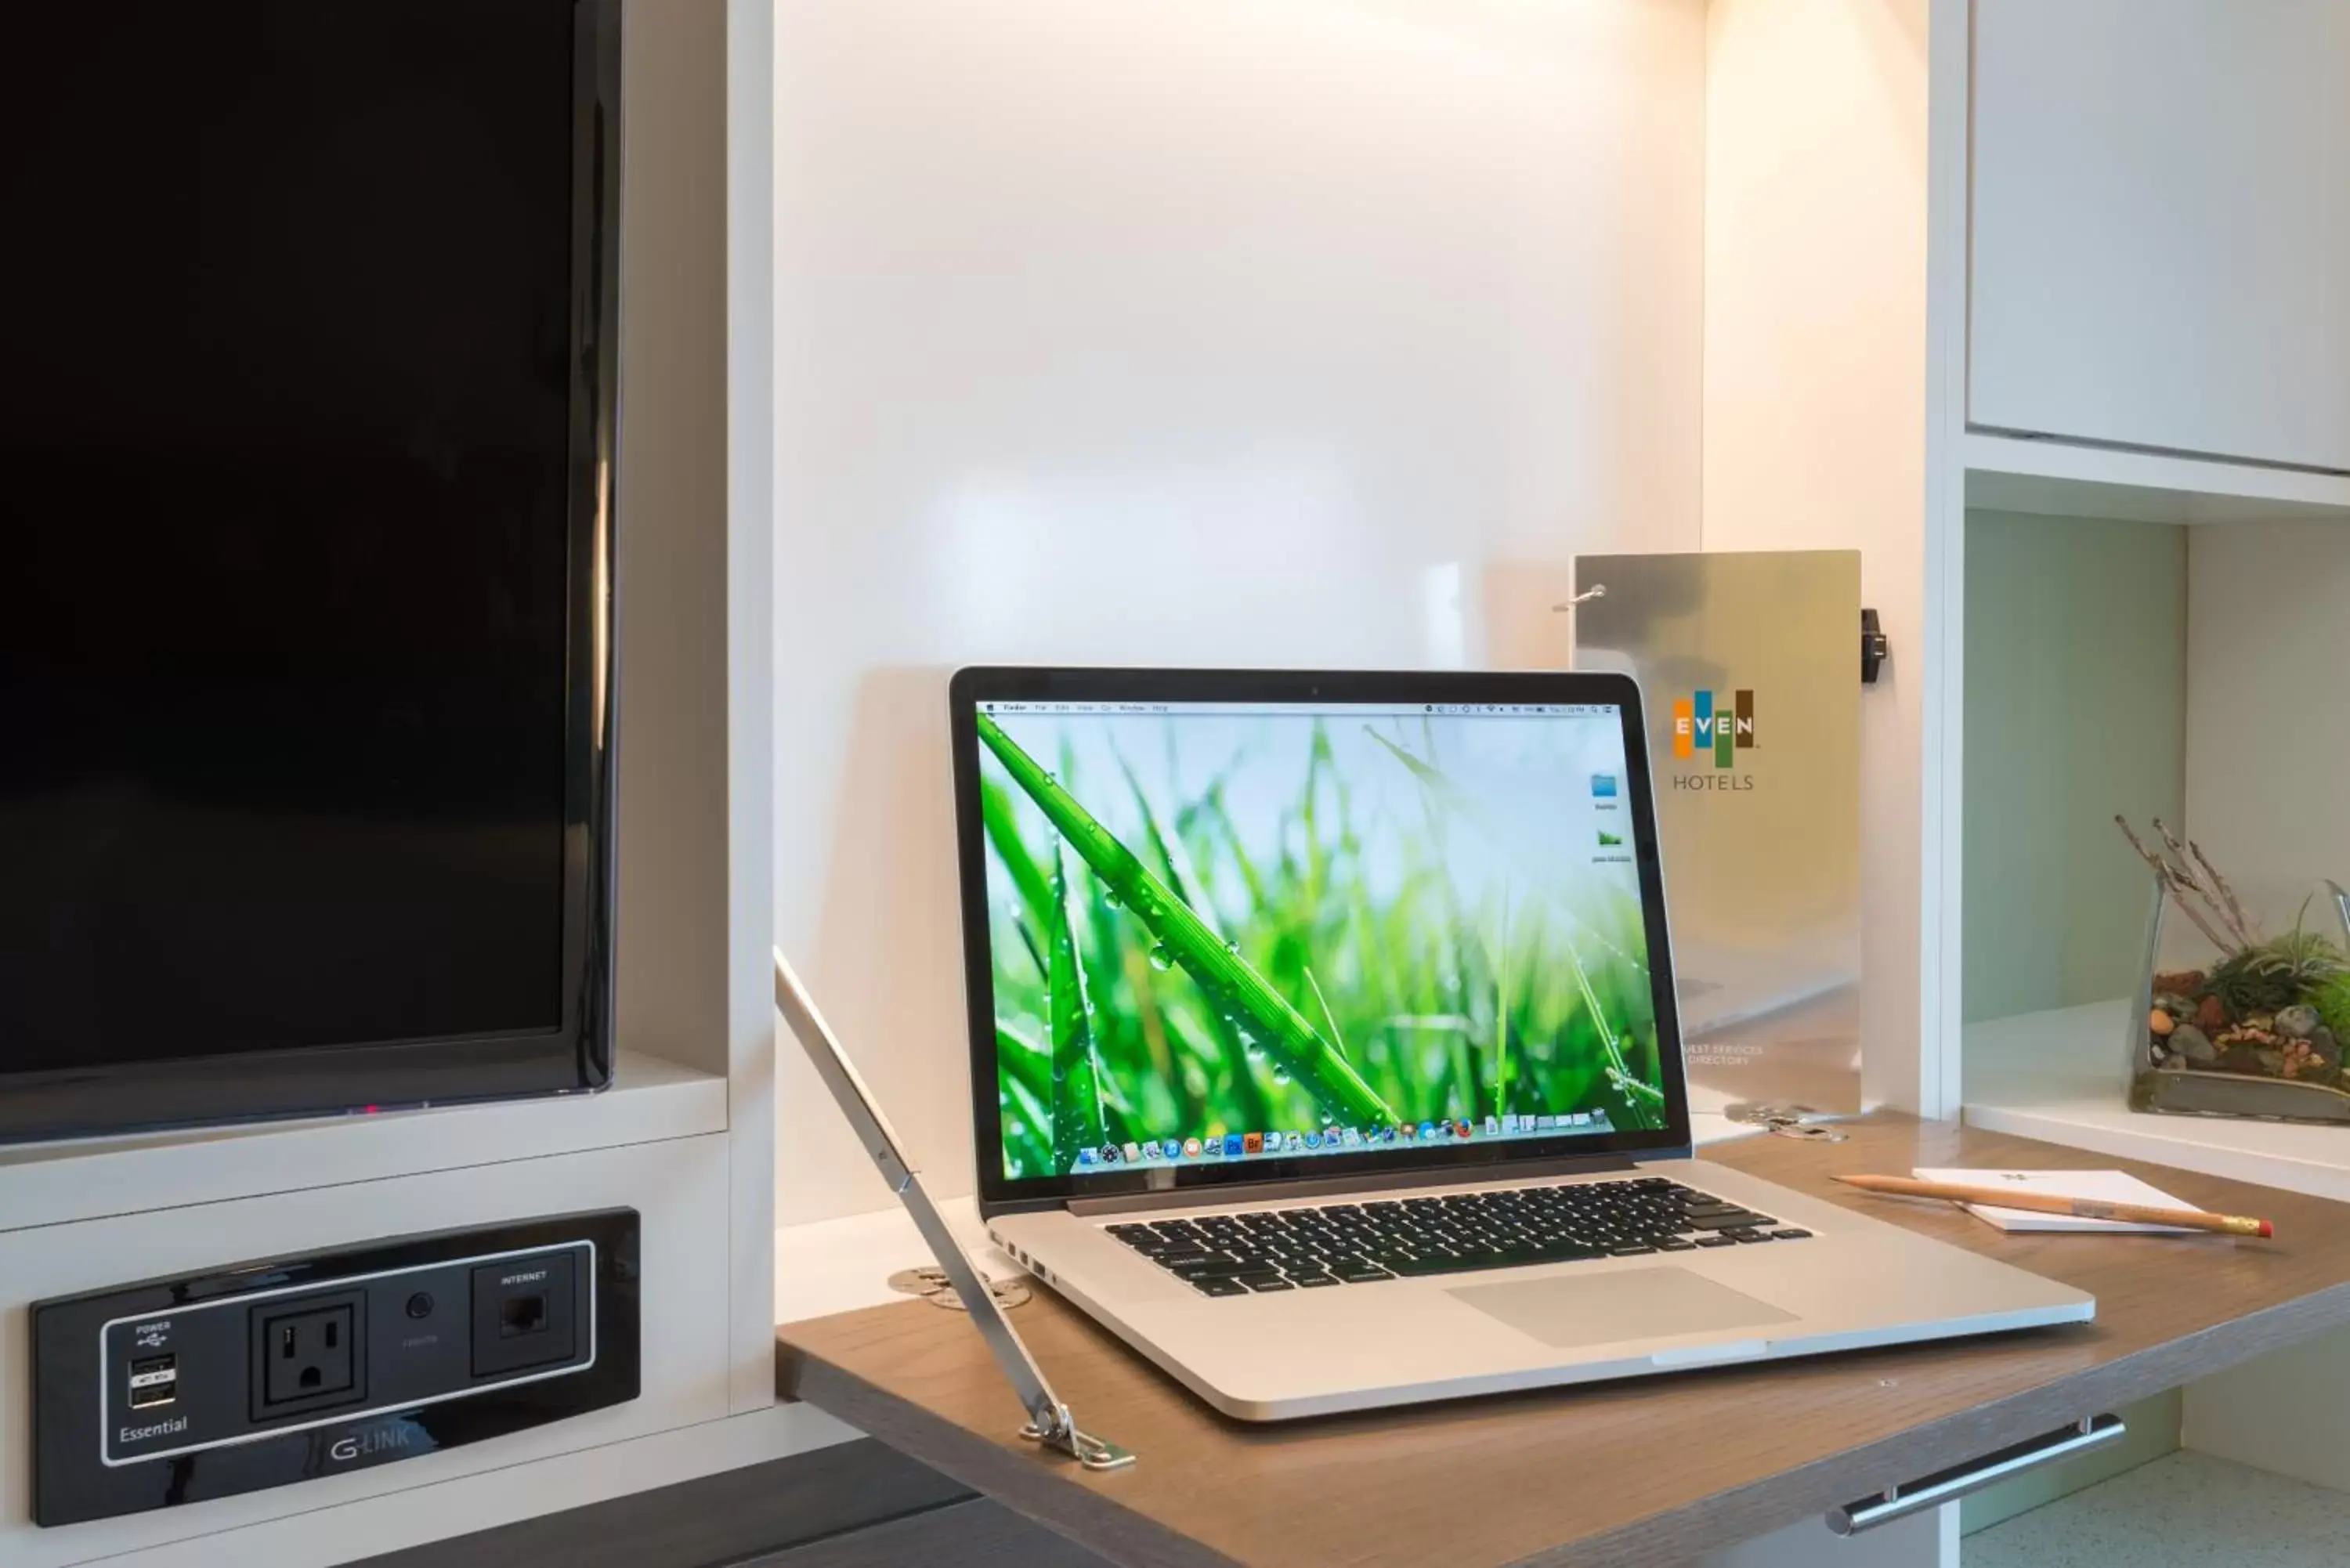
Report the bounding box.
[1450,1267,1799,1349]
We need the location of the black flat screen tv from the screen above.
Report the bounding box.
[0,2,621,1142]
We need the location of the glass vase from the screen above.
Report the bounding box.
[2127,876,2350,1124]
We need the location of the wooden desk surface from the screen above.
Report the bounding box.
[777,1117,2350,1568]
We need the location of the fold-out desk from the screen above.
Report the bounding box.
[777,1116,2350,1567]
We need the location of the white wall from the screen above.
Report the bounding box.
[1961,512,2187,1024]
[1700,0,1940,1112]
[2185,522,2350,895]
[771,0,1709,1224]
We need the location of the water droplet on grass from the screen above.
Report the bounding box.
[1148,945,1174,970]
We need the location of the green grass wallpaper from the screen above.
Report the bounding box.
[973,705,1666,1178]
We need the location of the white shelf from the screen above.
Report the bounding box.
[0,1046,729,1234]
[1967,1450,2350,1568]
[1964,1000,2350,1201]
[1965,428,2350,525]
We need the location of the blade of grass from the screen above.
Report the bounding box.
[980,711,1397,1130]
[996,1022,1052,1107]
[1206,785,1269,913]
[1568,953,1661,1129]
[1120,942,1201,1131]
[1495,887,1513,1114]
[981,776,1054,934]
[1367,727,1650,975]
[1368,724,1661,1128]
[1047,841,1106,1167]
[1115,747,1264,1133]
[1058,746,1147,1089]
[1302,965,1350,1064]
[1000,1070,1054,1177]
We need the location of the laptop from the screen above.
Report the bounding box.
[947,667,2092,1422]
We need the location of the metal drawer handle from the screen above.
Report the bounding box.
[1825,1414,2125,1535]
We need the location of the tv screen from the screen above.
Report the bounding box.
[0,2,620,1140]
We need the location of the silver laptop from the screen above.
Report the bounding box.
[945,667,2092,1422]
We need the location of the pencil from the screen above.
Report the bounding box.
[1831,1174,2272,1238]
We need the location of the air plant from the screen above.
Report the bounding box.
[2116,815,2260,952]
[2120,817,2348,1022]
[2204,905,2348,1017]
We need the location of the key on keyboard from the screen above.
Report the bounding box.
[1106,1177,1806,1296]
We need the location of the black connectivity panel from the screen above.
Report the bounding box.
[31,1210,639,1527]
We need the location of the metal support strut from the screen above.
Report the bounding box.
[776,950,1136,1472]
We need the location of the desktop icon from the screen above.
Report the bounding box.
[1286,1131,1305,1151]
[1381,1125,1397,1142]
[1183,1136,1203,1158]
[1100,1143,1121,1164]
[1596,829,1624,848]
[1484,1115,1500,1136]
[1124,1141,1144,1162]
[1303,1131,1322,1149]
[1242,1132,1264,1154]
[1343,1127,1361,1146]
[1224,1133,1244,1157]
[1076,1147,1097,1166]
[1501,1113,1519,1133]
[1417,1122,1437,1140]
[1456,1120,1474,1139]
[1591,773,1619,798]
[1536,1115,1556,1130]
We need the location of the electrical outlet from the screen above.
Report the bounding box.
[36,1213,635,1529]
[249,1292,366,1419]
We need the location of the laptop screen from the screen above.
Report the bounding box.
[964,685,1673,1184]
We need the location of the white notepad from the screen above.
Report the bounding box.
[1911,1168,2204,1234]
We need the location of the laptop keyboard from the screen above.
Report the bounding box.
[1104,1176,1813,1297]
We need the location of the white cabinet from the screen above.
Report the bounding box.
[1969,0,2350,472]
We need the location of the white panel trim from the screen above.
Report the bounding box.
[1918,0,1973,1120]
[1965,430,2350,518]
[727,0,780,1414]
[83,1407,855,1568]
[0,1049,725,1236]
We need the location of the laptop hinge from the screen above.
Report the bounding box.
[1064,1151,1647,1218]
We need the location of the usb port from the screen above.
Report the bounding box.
[127,1354,178,1410]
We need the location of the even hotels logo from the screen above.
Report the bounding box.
[1672,689,1755,768]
